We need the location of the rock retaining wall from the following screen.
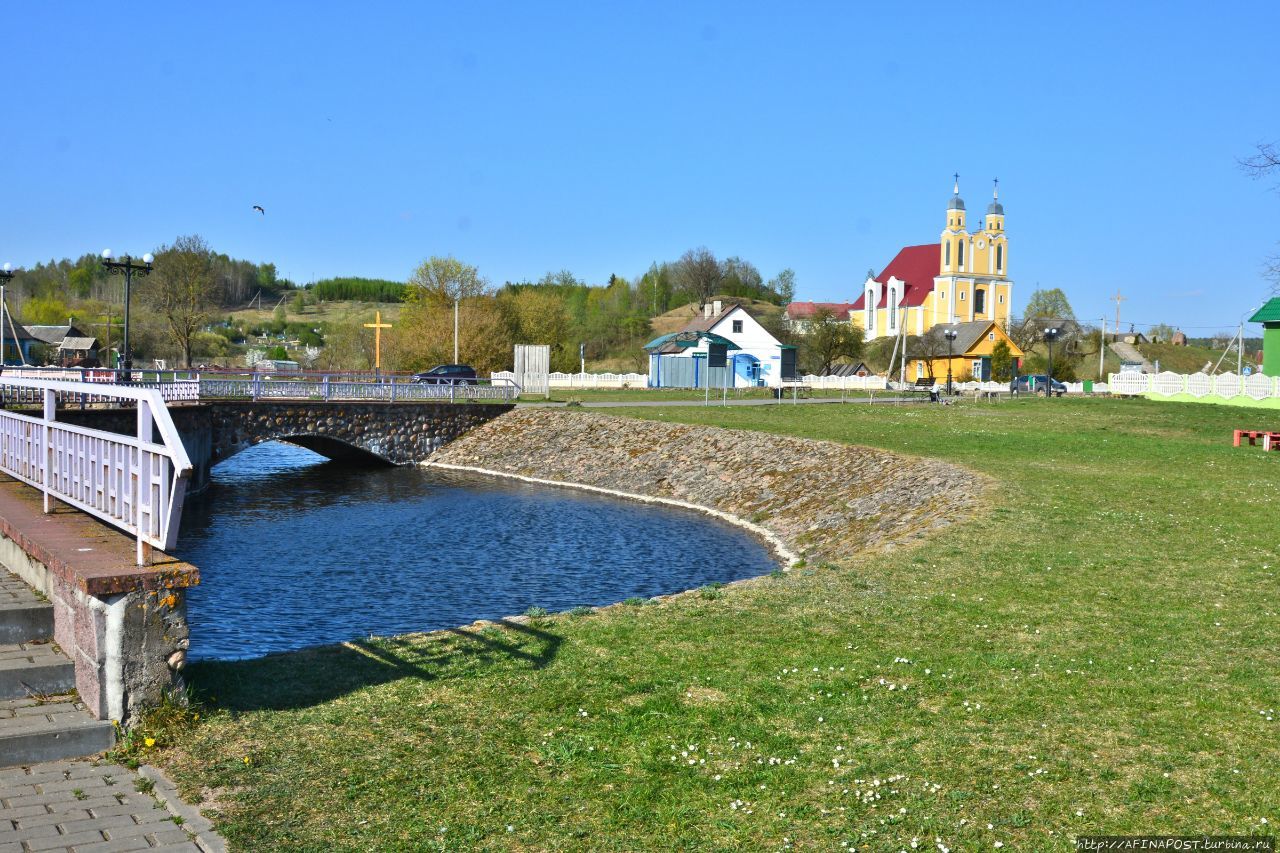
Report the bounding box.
[430,410,987,563]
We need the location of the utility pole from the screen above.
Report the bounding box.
[1238,323,1244,374]
[1099,317,1107,379]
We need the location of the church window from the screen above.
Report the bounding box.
[996,245,1003,271]
[889,291,896,329]
[944,243,950,267]
[974,289,986,314]
[959,291,965,301]
[958,241,965,267]
[998,293,1005,304]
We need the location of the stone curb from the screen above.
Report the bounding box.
[138,764,227,853]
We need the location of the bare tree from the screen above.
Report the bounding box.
[672,247,722,308]
[1241,141,1280,290]
[144,235,218,368]
[907,329,951,380]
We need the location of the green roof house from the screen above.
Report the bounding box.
[1250,298,1280,376]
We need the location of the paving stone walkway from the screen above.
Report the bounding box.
[0,759,225,853]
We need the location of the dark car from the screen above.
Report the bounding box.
[1011,374,1067,396]
[412,364,478,385]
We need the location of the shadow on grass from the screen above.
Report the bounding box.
[185,618,562,713]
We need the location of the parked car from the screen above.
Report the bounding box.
[1011,374,1067,396]
[412,364,478,385]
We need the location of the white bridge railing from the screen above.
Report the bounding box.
[196,376,520,402]
[0,377,193,564]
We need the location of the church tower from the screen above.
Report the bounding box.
[983,180,1008,278]
[940,175,967,275]
[931,175,1013,328]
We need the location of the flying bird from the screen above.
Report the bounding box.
[252,205,265,215]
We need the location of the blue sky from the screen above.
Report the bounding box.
[4,1,1278,333]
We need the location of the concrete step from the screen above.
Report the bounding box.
[1,570,54,644]
[0,696,116,768]
[0,640,76,700]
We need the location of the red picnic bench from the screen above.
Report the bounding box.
[1233,429,1280,451]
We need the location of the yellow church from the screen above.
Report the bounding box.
[851,177,1023,380]
[852,177,1015,340]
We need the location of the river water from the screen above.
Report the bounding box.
[176,442,779,660]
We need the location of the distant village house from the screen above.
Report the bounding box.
[645,300,797,388]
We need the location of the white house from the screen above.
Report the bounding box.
[645,300,797,388]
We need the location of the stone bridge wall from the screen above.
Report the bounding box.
[56,402,514,493]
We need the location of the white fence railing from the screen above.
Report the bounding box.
[802,375,890,390]
[0,377,193,564]
[1108,371,1278,401]
[196,376,520,402]
[492,371,647,389]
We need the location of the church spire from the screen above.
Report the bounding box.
[948,173,965,210]
[987,177,1004,215]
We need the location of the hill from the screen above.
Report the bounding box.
[648,297,785,337]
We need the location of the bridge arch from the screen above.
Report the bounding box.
[206,401,514,470]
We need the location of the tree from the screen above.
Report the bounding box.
[1024,287,1077,321]
[407,256,489,305]
[1148,323,1176,343]
[392,295,512,375]
[144,234,218,368]
[799,309,863,375]
[672,247,721,307]
[990,339,1014,381]
[720,257,764,300]
[769,268,797,305]
[504,288,572,369]
[1241,141,1280,289]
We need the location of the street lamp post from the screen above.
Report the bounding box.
[0,263,14,366]
[1044,327,1060,397]
[943,328,958,395]
[100,250,154,380]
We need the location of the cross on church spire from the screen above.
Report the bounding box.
[953,173,960,195]
[993,177,999,199]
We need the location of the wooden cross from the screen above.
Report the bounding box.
[1111,290,1127,333]
[363,311,392,370]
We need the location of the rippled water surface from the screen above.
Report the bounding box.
[177,442,779,660]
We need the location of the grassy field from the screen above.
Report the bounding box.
[226,299,402,328]
[144,398,1278,850]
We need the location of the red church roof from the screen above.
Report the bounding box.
[850,244,940,310]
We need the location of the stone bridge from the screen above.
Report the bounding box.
[57,401,514,493]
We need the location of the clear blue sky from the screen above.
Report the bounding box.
[5,1,1278,333]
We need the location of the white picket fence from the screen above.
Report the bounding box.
[1109,371,1279,401]
[492,371,647,389]
[802,375,890,390]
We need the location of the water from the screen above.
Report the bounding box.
[177,442,780,660]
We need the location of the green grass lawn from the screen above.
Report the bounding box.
[147,398,1279,851]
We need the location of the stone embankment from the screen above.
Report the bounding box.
[430,409,986,564]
